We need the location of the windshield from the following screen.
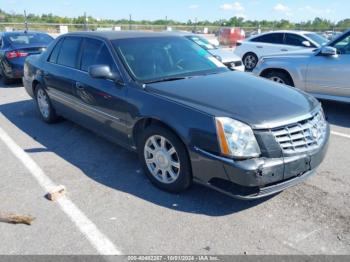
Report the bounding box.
[112,36,227,82]
[305,33,328,46]
[186,35,216,50]
[7,32,53,46]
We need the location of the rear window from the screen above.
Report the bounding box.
[7,33,53,46]
[251,33,284,44]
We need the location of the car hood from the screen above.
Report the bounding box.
[147,71,319,129]
[209,49,241,63]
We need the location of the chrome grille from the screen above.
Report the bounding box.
[271,110,327,154]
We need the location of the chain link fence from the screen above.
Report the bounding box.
[1,22,347,40]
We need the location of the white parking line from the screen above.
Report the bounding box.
[0,125,122,255]
[331,131,350,139]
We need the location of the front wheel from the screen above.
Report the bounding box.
[35,84,59,123]
[243,52,258,71]
[138,125,192,193]
[265,71,294,87]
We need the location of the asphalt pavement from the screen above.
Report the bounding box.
[0,80,349,255]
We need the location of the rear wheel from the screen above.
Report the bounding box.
[35,84,59,123]
[265,71,294,87]
[243,52,258,71]
[0,67,13,85]
[138,125,192,193]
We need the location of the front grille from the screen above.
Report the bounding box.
[271,110,327,154]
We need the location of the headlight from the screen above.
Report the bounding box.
[215,117,261,159]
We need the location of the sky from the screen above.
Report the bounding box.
[0,0,348,23]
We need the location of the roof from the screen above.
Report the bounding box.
[162,31,193,36]
[65,30,179,40]
[2,30,48,35]
[258,30,315,35]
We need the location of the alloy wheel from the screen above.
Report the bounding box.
[37,89,50,119]
[269,76,286,84]
[244,55,257,70]
[144,135,180,184]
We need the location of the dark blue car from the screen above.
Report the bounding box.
[23,31,330,199]
[0,31,53,84]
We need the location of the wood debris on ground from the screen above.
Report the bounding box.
[45,185,66,201]
[0,213,35,225]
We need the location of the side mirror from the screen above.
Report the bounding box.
[320,46,337,56]
[302,40,311,47]
[88,65,122,83]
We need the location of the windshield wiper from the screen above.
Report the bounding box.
[145,76,190,84]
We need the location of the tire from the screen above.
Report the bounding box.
[0,67,13,85]
[34,84,59,123]
[265,71,294,87]
[243,52,258,71]
[138,125,192,193]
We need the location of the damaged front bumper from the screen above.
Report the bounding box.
[189,125,330,200]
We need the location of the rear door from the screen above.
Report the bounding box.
[250,33,285,57]
[44,36,83,119]
[70,37,128,145]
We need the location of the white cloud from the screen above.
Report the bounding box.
[220,2,245,11]
[188,4,199,9]
[273,3,290,12]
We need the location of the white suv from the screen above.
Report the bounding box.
[234,30,328,70]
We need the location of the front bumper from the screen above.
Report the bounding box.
[189,125,330,200]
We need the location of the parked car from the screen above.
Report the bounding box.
[235,30,328,71]
[168,32,244,71]
[23,31,329,199]
[322,31,343,41]
[207,37,220,47]
[0,31,53,84]
[218,27,245,47]
[253,29,350,104]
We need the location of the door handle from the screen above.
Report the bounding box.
[256,46,263,49]
[75,82,85,90]
[281,49,288,52]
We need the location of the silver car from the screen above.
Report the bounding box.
[253,29,350,103]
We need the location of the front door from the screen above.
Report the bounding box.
[71,37,129,146]
[306,32,350,98]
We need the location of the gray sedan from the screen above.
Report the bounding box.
[253,29,350,103]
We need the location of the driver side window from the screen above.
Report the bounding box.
[80,38,116,72]
[332,35,350,55]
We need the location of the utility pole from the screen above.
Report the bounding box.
[83,12,88,31]
[24,10,28,32]
[194,17,197,33]
[165,16,168,30]
[129,14,132,30]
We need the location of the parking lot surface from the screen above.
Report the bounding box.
[0,80,349,255]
